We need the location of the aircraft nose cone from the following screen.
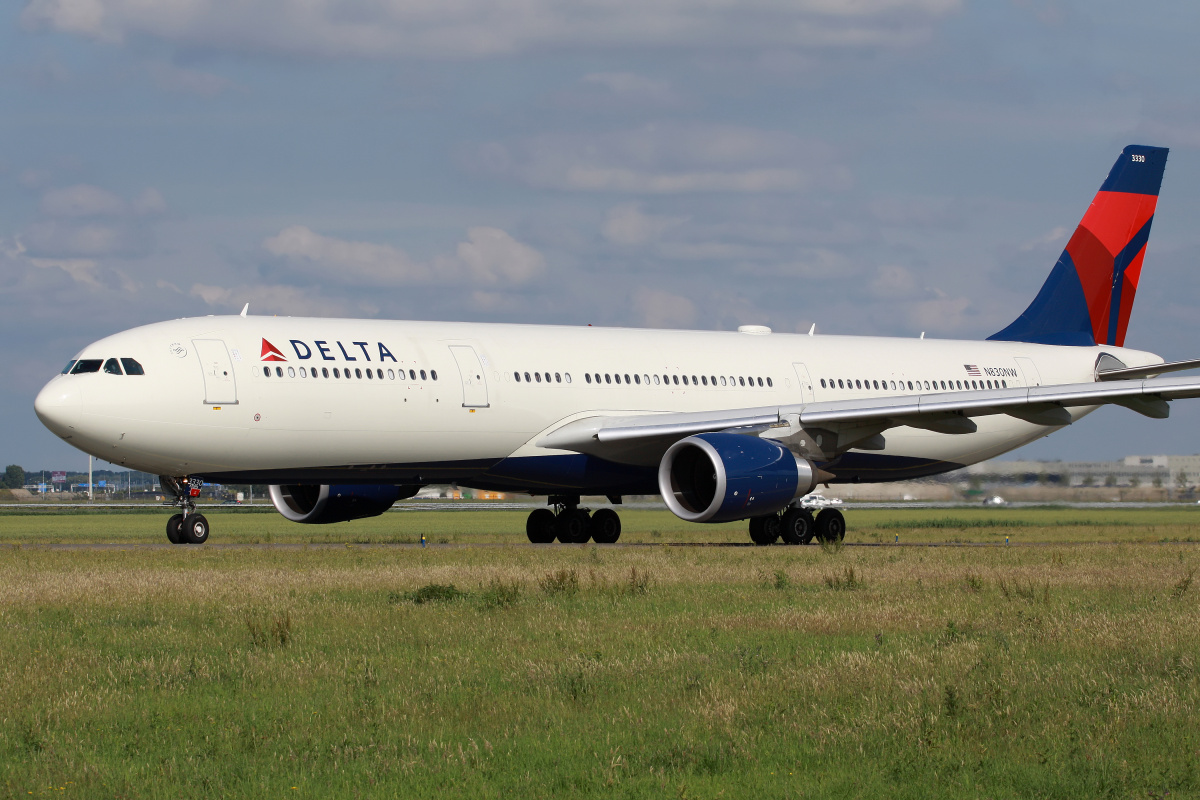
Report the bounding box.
[34,379,81,436]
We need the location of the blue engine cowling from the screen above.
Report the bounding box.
[657,433,819,523]
[269,484,420,524]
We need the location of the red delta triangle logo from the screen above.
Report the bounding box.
[260,338,287,362]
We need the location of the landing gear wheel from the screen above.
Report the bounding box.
[181,514,210,545]
[780,508,815,545]
[589,508,622,543]
[166,514,184,544]
[815,508,846,543]
[556,509,591,544]
[748,515,780,545]
[526,508,556,543]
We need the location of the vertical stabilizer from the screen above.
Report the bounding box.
[989,145,1168,347]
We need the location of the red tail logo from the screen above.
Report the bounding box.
[260,338,287,362]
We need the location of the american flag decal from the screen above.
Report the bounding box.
[964,364,981,376]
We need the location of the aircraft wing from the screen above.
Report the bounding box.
[536,374,1200,465]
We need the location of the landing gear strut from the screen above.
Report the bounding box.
[161,475,210,545]
[747,505,843,545]
[525,495,623,544]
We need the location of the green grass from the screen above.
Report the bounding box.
[1,511,1200,797]
[2,504,1200,545]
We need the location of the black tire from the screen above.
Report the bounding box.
[526,508,556,543]
[166,514,184,544]
[589,508,621,543]
[748,515,779,545]
[815,508,846,543]
[556,509,591,544]
[181,513,209,545]
[780,508,815,545]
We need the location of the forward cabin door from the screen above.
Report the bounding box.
[193,339,238,405]
[792,363,815,403]
[448,345,490,408]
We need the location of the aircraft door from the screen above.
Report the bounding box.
[448,345,490,408]
[792,363,815,403]
[1014,357,1042,387]
[193,339,238,404]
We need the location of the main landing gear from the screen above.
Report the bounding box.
[526,495,622,544]
[161,475,210,545]
[748,506,845,546]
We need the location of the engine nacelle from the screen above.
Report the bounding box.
[269,484,418,524]
[658,433,820,523]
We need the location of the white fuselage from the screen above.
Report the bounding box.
[34,315,1162,492]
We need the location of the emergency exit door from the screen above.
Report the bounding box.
[448,345,490,408]
[193,339,238,404]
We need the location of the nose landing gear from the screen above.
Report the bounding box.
[525,495,623,544]
[160,475,210,544]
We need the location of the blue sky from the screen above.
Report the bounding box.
[5,0,1200,470]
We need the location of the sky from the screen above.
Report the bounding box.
[5,0,1200,471]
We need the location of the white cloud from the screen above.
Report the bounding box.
[21,0,961,59]
[262,225,545,286]
[40,184,125,217]
[478,124,852,194]
[581,72,677,104]
[145,61,234,96]
[634,287,697,329]
[189,282,365,317]
[869,263,921,299]
[602,203,686,245]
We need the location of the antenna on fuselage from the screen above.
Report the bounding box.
[808,323,816,336]
[240,303,249,317]
[920,331,925,339]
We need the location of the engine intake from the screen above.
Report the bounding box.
[269,484,419,524]
[658,433,819,523]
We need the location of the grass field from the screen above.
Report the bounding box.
[2,508,1199,798]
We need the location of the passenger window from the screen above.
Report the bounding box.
[673,375,679,385]
[120,358,144,375]
[555,373,561,383]
[288,367,296,378]
[263,366,271,377]
[333,368,341,378]
[276,367,284,377]
[536,372,542,383]
[300,367,307,378]
[871,380,878,390]
[61,360,77,374]
[565,373,572,383]
[654,375,661,385]
[634,374,640,385]
[72,359,102,374]
[605,374,612,384]
[388,369,395,380]
[682,375,689,385]
[322,368,329,378]
[615,374,622,384]
[767,377,773,388]
[365,369,372,379]
[431,370,437,380]
[701,376,708,386]
[103,358,123,375]
[854,380,861,389]
[1002,380,1007,388]
[420,370,427,380]
[585,373,592,384]
[821,379,826,388]
[756,377,762,387]
[409,369,417,380]
[624,374,630,384]
[514,372,521,381]
[644,374,650,385]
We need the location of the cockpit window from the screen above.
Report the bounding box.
[61,360,77,374]
[120,358,145,375]
[71,359,102,374]
[103,358,123,375]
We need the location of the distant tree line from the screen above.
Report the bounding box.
[2,465,25,489]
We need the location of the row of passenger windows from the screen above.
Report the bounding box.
[820,377,1009,392]
[583,373,772,388]
[263,365,438,381]
[515,372,573,384]
[63,358,145,376]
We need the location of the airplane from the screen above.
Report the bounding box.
[33,144,1200,546]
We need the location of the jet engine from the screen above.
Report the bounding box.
[269,484,420,524]
[658,433,820,523]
